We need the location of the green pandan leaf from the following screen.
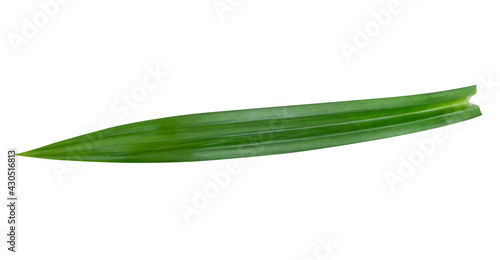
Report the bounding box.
[18,86,481,163]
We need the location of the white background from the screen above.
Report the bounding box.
[1,0,499,259]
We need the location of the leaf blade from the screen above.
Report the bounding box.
[18,86,481,163]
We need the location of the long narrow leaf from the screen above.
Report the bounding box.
[18,86,481,162]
